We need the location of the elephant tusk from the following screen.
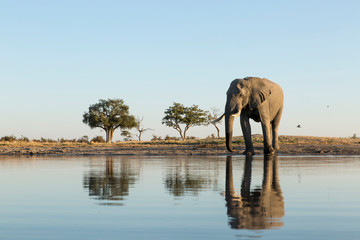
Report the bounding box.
[212,113,225,123]
[231,111,241,117]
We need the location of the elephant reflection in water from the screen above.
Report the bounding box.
[83,156,139,204]
[225,155,284,229]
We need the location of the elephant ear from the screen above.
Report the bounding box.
[249,82,271,110]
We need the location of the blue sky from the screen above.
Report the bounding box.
[1,0,360,141]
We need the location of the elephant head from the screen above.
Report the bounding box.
[215,77,271,152]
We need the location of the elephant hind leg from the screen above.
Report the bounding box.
[272,107,283,150]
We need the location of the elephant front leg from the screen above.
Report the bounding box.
[272,107,283,151]
[272,128,279,151]
[261,121,275,155]
[240,114,255,156]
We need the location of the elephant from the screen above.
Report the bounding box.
[214,77,284,155]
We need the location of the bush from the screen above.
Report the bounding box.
[77,136,89,143]
[165,135,179,141]
[19,136,30,142]
[58,138,77,143]
[91,136,106,143]
[0,135,17,142]
[186,136,197,140]
[151,135,162,141]
[39,137,57,143]
[206,134,216,140]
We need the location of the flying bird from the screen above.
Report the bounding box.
[297,125,301,128]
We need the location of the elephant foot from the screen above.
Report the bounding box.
[273,144,280,151]
[264,146,275,156]
[243,149,255,156]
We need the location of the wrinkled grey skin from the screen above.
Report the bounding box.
[214,77,284,155]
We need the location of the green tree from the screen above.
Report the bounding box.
[162,102,208,140]
[83,99,137,143]
[121,130,133,141]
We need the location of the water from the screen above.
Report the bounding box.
[0,155,359,240]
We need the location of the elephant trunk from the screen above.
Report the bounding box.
[225,114,235,152]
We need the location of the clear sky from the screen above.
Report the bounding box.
[1,0,360,141]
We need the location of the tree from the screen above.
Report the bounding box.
[135,117,153,141]
[121,130,133,141]
[83,99,137,143]
[207,107,222,138]
[162,102,208,140]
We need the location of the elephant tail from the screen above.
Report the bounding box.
[212,113,225,123]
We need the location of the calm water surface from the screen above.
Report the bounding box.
[0,155,359,240]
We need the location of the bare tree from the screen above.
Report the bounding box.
[135,117,153,141]
[207,107,222,138]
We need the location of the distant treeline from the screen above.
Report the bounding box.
[0,135,105,143]
[0,134,220,144]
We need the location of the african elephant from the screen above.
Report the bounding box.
[214,77,284,155]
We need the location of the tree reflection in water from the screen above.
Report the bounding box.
[164,158,221,197]
[225,155,284,229]
[83,156,140,205]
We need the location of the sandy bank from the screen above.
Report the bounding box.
[1,135,360,156]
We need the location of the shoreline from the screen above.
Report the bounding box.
[1,135,360,156]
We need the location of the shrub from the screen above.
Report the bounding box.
[77,136,89,143]
[186,136,197,140]
[165,135,179,141]
[0,135,17,142]
[39,137,57,143]
[151,135,162,141]
[91,136,106,143]
[58,138,76,143]
[19,136,30,142]
[206,134,216,140]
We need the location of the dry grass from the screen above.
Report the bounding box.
[0,135,359,147]
[1,135,359,156]
[0,141,89,148]
[278,135,360,145]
